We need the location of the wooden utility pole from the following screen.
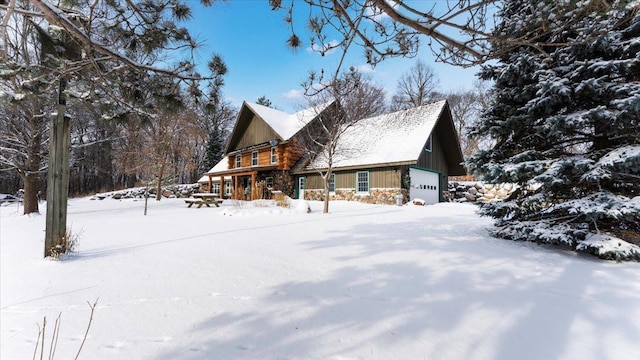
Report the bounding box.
[44,79,70,257]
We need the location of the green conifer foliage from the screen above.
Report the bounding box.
[468,1,640,260]
[204,125,225,171]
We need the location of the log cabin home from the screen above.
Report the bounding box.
[199,100,338,200]
[199,99,465,205]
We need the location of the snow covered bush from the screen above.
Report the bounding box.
[468,1,640,261]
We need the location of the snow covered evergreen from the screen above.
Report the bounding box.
[468,1,640,261]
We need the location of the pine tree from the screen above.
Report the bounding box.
[256,96,274,108]
[468,1,640,261]
[198,85,235,175]
[204,124,225,171]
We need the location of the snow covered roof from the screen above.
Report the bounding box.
[244,101,334,140]
[198,156,231,183]
[305,100,448,170]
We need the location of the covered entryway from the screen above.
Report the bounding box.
[409,167,440,205]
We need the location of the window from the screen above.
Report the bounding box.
[235,154,242,168]
[328,173,335,192]
[265,177,274,188]
[425,134,432,152]
[356,171,369,193]
[270,146,277,164]
[225,181,232,196]
[252,151,258,166]
[212,183,220,194]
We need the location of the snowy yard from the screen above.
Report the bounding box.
[2,197,639,360]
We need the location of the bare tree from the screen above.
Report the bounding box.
[67,103,120,196]
[390,60,440,111]
[428,80,492,159]
[111,120,146,189]
[467,79,493,153]
[0,6,51,214]
[0,100,48,213]
[301,67,386,213]
[144,108,201,201]
[439,90,479,159]
[108,90,210,198]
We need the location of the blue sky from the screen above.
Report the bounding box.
[186,1,480,113]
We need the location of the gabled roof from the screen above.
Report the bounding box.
[245,101,334,140]
[303,100,454,170]
[225,100,336,154]
[198,156,231,182]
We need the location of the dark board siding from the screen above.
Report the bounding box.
[417,134,449,178]
[235,115,278,150]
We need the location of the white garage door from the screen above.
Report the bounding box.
[409,168,440,205]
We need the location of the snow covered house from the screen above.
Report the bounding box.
[200,99,465,205]
[292,100,466,205]
[199,100,339,199]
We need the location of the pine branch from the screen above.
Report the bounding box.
[29,0,208,82]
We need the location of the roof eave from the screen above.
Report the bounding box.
[205,164,279,177]
[291,160,416,174]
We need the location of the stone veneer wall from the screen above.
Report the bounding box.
[304,188,409,205]
[446,182,519,203]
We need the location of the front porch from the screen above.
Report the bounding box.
[203,167,278,201]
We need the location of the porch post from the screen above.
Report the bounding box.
[234,175,239,200]
[219,176,225,197]
[251,172,257,200]
[207,175,212,193]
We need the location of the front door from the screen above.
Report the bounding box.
[298,176,305,200]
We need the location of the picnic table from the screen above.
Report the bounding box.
[185,193,222,208]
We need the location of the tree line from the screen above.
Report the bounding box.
[1,60,487,203]
[0,85,235,199]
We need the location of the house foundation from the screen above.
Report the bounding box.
[303,188,408,205]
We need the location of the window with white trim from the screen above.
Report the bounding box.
[425,134,432,152]
[265,177,274,188]
[356,171,369,193]
[225,181,232,196]
[235,154,241,168]
[252,151,258,166]
[328,173,335,192]
[212,183,220,194]
[270,147,277,164]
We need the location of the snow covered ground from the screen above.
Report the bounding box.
[2,197,639,360]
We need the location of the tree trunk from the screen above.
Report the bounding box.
[22,130,43,214]
[155,158,166,201]
[323,172,330,214]
[22,104,45,214]
[22,171,40,214]
[593,119,611,151]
